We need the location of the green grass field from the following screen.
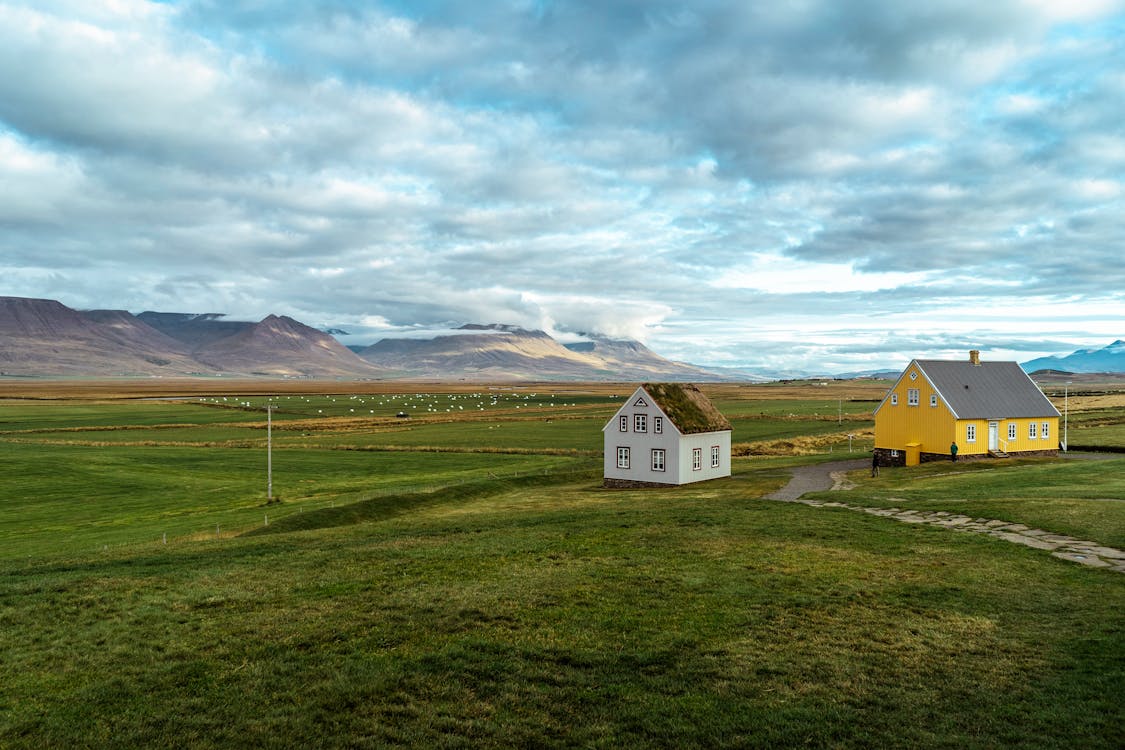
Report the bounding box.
[0,387,1122,748]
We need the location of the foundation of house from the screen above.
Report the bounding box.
[602,478,678,489]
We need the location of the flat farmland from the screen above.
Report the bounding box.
[1,379,1122,749]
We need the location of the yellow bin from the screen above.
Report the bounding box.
[904,442,921,467]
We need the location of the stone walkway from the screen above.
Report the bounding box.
[764,459,1125,573]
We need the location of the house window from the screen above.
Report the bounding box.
[1041,422,1049,439]
[891,394,899,406]
[890,449,899,457]
[967,424,976,443]
[616,447,630,469]
[907,388,919,406]
[654,416,663,434]
[711,445,721,468]
[619,415,628,432]
[909,371,918,381]
[1029,422,1037,439]
[930,394,938,407]
[651,449,665,472]
[634,414,647,433]
[1008,423,1017,441]
[692,448,702,471]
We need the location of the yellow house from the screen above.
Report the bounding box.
[873,350,1060,466]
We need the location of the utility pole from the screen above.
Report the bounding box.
[267,401,273,500]
[1063,382,1070,453]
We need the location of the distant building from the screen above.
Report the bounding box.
[603,383,732,487]
[873,350,1060,466]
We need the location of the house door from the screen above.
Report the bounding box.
[988,422,999,451]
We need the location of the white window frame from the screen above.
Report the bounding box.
[1041,421,1049,439]
[930,394,938,407]
[891,394,898,406]
[651,449,665,472]
[654,416,663,434]
[692,447,702,471]
[634,414,647,433]
[619,415,628,432]
[616,447,630,469]
[1008,423,1017,441]
[967,424,976,443]
[890,449,899,457]
[711,445,720,468]
[1029,422,1037,439]
[907,388,920,406]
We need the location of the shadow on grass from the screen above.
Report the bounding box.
[242,468,601,538]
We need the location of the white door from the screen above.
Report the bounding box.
[988,422,999,451]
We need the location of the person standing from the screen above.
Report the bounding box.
[950,441,959,462]
[871,452,880,477]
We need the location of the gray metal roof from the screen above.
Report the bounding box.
[914,359,1060,419]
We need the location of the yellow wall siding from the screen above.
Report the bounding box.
[956,419,988,455]
[996,417,1060,452]
[874,366,956,454]
[952,417,1059,454]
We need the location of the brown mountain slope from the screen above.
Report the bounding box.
[0,297,207,376]
[359,324,727,381]
[136,312,256,350]
[79,310,214,372]
[194,314,385,378]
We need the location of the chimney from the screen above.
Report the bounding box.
[969,350,981,366]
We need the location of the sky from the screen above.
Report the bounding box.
[1,0,1123,375]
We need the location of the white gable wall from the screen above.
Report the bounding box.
[602,386,731,485]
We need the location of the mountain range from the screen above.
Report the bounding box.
[2,296,1121,381]
[354,324,735,381]
[1021,340,1125,375]
[0,297,731,381]
[0,297,382,378]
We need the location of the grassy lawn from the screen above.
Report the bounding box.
[833,456,1125,549]
[0,441,585,560]
[1,474,1122,748]
[0,386,1121,748]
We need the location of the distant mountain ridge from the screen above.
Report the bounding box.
[357,324,733,381]
[0,296,382,378]
[1022,340,1125,374]
[0,297,735,381]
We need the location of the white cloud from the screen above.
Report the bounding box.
[1,0,1122,373]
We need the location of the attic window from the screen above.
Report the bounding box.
[891,394,898,406]
[930,394,938,407]
[654,416,663,434]
[633,397,648,407]
[909,371,918,381]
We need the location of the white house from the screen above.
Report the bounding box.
[603,383,733,487]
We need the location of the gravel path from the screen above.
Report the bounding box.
[763,458,1125,573]
[763,459,867,501]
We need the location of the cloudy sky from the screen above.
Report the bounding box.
[2,0,1123,373]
